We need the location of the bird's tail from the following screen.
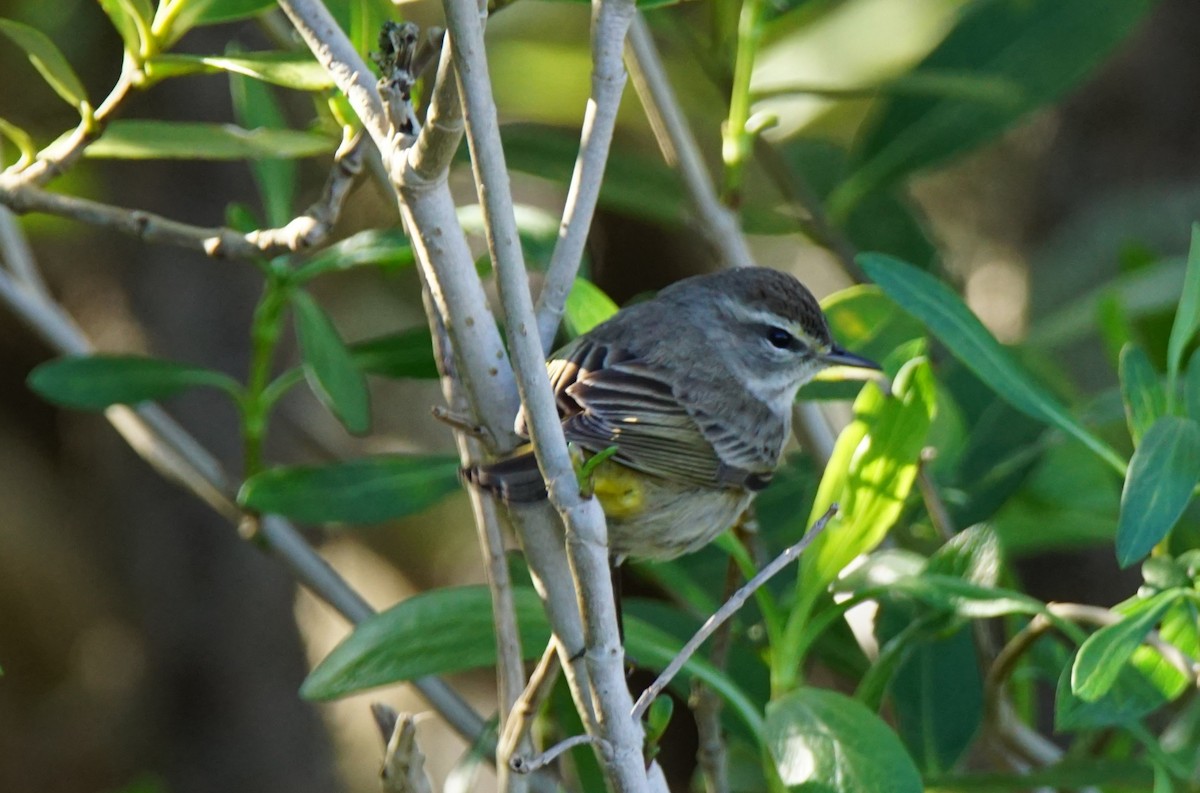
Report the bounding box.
[460,449,549,503]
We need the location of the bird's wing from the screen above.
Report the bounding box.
[517,337,764,490]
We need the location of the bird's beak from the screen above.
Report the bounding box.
[823,345,882,371]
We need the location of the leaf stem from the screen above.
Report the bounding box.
[720,0,766,206]
[242,272,291,476]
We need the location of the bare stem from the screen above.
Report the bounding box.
[533,0,638,352]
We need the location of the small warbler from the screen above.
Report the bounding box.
[467,267,879,561]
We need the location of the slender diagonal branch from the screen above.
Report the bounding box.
[533,0,638,352]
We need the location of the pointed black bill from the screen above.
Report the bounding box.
[823,345,882,371]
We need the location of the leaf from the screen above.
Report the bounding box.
[155,0,277,45]
[1071,589,1183,701]
[85,121,336,160]
[292,290,370,434]
[239,455,461,524]
[0,117,36,170]
[1187,347,1200,423]
[799,357,936,601]
[301,586,551,699]
[144,53,334,91]
[229,54,296,227]
[861,252,1126,473]
[563,278,619,338]
[832,0,1156,216]
[892,575,1046,620]
[1055,661,1167,731]
[99,0,152,56]
[1168,223,1200,382]
[294,229,414,281]
[350,328,439,380]
[1120,344,1165,446]
[0,19,89,111]
[766,688,922,793]
[27,355,239,410]
[1116,416,1200,567]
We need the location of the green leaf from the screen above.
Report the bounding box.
[155,0,277,44]
[0,19,89,112]
[350,328,439,380]
[799,357,936,600]
[99,0,152,56]
[1168,223,1200,383]
[27,355,239,410]
[301,586,551,699]
[563,278,619,338]
[1116,416,1200,567]
[86,120,336,160]
[1055,661,1167,731]
[294,229,414,282]
[1072,589,1183,702]
[832,0,1155,216]
[861,252,1126,473]
[766,688,922,793]
[891,575,1046,620]
[1120,344,1166,446]
[239,455,461,524]
[229,55,296,227]
[292,290,370,434]
[0,117,37,170]
[145,52,334,91]
[1186,347,1200,423]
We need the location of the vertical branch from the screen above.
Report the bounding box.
[534,0,638,352]
[441,0,651,790]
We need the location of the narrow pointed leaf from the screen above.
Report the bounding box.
[86,120,336,160]
[229,56,295,227]
[1072,589,1183,701]
[766,688,922,793]
[563,277,619,338]
[294,229,414,281]
[145,53,333,91]
[350,328,439,380]
[1167,223,1200,380]
[239,455,461,524]
[28,355,239,410]
[861,252,1125,473]
[0,19,89,111]
[99,0,151,56]
[1116,417,1200,567]
[1186,347,1200,422]
[292,291,370,434]
[1120,344,1165,445]
[301,586,551,699]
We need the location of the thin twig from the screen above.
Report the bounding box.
[533,0,638,351]
[499,642,562,761]
[371,704,435,793]
[511,734,601,775]
[631,504,838,720]
[624,14,753,271]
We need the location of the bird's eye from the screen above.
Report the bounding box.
[766,327,794,350]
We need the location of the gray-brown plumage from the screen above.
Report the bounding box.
[466,267,877,560]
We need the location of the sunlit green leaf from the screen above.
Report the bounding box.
[239,455,461,524]
[799,357,936,600]
[1056,661,1167,731]
[861,252,1126,473]
[0,117,36,169]
[1072,589,1183,701]
[0,19,89,112]
[27,355,239,409]
[1167,223,1200,383]
[1187,348,1200,423]
[766,688,922,793]
[832,0,1156,216]
[99,0,152,56]
[155,0,277,45]
[563,277,619,338]
[292,290,370,434]
[145,52,334,91]
[1120,344,1165,446]
[86,120,336,160]
[1116,417,1200,567]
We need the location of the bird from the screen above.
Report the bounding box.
[465,267,879,562]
